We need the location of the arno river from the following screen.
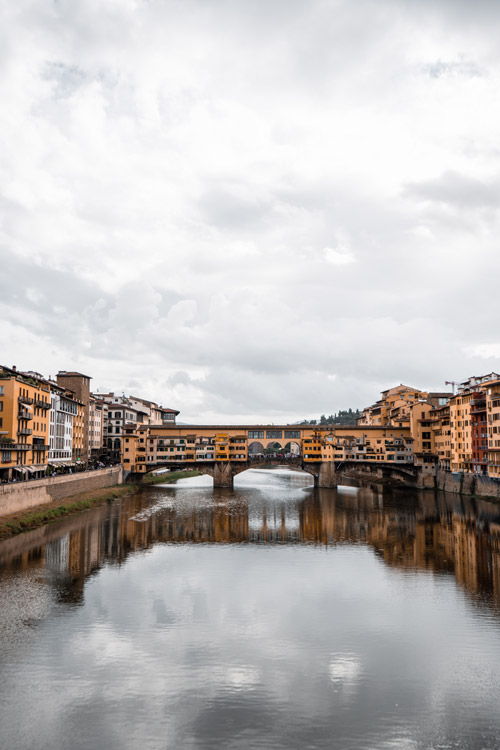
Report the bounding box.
[2,469,500,749]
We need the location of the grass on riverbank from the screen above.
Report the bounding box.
[142,469,203,486]
[0,484,138,540]
[0,470,205,540]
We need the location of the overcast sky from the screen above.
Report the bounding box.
[2,0,500,423]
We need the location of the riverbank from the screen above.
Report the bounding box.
[0,466,124,517]
[0,484,138,540]
[0,469,204,540]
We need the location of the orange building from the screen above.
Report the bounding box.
[486,379,500,478]
[0,365,51,481]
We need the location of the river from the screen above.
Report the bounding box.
[1,467,500,749]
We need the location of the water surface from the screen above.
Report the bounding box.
[1,468,500,749]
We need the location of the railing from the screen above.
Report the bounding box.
[18,395,34,405]
[32,443,50,450]
[18,410,33,420]
[17,428,32,436]
[14,443,30,450]
[34,399,50,409]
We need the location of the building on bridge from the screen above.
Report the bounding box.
[122,423,417,487]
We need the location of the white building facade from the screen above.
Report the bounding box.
[49,389,77,466]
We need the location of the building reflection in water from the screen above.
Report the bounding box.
[1,478,500,611]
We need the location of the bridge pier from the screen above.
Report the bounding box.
[313,462,338,488]
[213,462,235,488]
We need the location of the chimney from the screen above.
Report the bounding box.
[12,365,16,372]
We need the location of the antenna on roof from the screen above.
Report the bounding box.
[445,381,456,395]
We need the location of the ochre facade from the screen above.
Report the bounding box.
[122,423,413,475]
[0,366,51,480]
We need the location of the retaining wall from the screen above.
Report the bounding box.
[0,466,123,517]
[436,468,500,499]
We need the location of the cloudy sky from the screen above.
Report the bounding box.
[2,0,500,423]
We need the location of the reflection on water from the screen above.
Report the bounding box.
[2,470,500,610]
[1,468,500,749]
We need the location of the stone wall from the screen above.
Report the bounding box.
[0,466,123,517]
[435,468,500,499]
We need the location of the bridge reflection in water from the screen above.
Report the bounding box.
[1,470,500,613]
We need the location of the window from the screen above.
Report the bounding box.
[266,430,282,439]
[248,430,264,439]
[284,430,300,439]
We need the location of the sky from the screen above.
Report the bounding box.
[1,0,500,423]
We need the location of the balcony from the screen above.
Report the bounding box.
[14,444,30,451]
[34,399,50,409]
[17,428,32,436]
[18,410,33,420]
[32,443,49,451]
[18,395,34,405]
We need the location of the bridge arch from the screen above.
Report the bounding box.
[284,441,301,456]
[248,441,265,455]
[265,441,283,454]
[230,461,316,483]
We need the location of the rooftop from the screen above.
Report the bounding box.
[57,371,92,379]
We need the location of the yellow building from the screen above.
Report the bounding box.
[358,384,428,427]
[409,402,436,466]
[486,379,500,478]
[71,399,86,461]
[123,424,142,471]
[430,403,451,471]
[330,426,413,463]
[0,365,51,481]
[449,391,476,472]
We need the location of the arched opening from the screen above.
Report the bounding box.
[265,441,283,455]
[232,462,316,487]
[248,441,265,456]
[284,441,301,456]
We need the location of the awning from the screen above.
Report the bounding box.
[25,467,36,474]
[13,467,27,475]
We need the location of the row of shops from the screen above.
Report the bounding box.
[1,459,113,483]
[9,465,48,480]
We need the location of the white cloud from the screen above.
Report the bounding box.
[1,0,500,420]
[323,247,356,266]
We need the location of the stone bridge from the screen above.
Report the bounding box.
[123,423,431,488]
[132,457,427,489]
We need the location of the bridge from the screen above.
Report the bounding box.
[122,423,432,488]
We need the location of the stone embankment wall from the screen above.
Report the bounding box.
[0,467,123,517]
[436,469,500,500]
